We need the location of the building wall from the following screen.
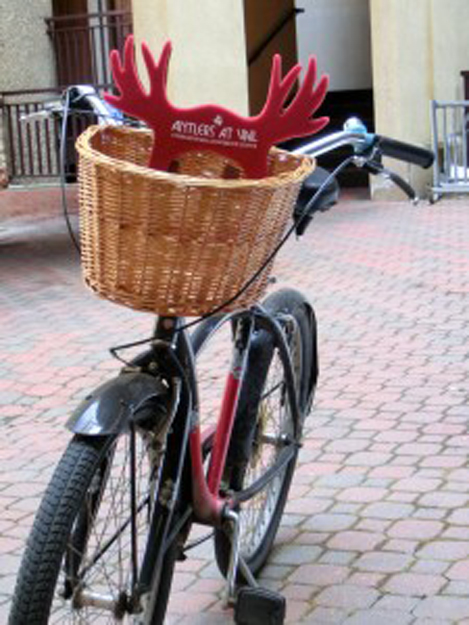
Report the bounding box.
[0,0,56,183]
[0,0,55,92]
[431,0,469,101]
[370,0,469,199]
[296,0,372,92]
[131,0,249,114]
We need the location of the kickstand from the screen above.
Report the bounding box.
[223,510,243,605]
[223,511,286,625]
[223,510,258,604]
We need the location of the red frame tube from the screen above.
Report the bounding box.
[189,321,249,525]
[207,372,241,494]
[189,371,242,525]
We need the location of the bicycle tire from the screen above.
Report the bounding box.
[9,428,175,624]
[214,288,316,578]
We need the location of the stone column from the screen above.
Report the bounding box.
[131,0,249,114]
[370,0,469,199]
[369,0,433,199]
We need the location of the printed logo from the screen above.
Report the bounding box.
[170,117,258,149]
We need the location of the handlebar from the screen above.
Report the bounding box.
[21,86,435,205]
[374,135,434,169]
[23,87,434,174]
[294,117,434,170]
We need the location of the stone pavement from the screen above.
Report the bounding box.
[1,190,469,624]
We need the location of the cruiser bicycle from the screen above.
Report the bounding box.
[9,85,433,625]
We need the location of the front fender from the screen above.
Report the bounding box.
[67,371,168,435]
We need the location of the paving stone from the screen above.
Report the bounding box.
[397,443,443,456]
[446,560,469,581]
[329,503,362,515]
[315,584,379,610]
[327,530,384,552]
[373,595,420,612]
[411,560,451,576]
[447,509,469,525]
[343,609,414,625]
[286,496,333,515]
[271,544,323,566]
[418,492,469,508]
[354,551,413,573]
[344,452,393,467]
[387,519,444,540]
[412,619,455,625]
[318,550,357,566]
[387,491,418,503]
[3,196,469,623]
[383,572,446,596]
[355,519,392,534]
[391,477,442,493]
[326,439,371,453]
[335,487,388,503]
[443,581,469,596]
[382,539,418,554]
[416,541,469,561]
[315,473,365,489]
[447,469,469,482]
[413,596,469,620]
[288,563,349,586]
[284,599,315,623]
[259,563,293,581]
[281,583,316,601]
[347,572,385,588]
[413,508,447,521]
[441,527,469,541]
[306,606,352,623]
[302,513,357,533]
[361,502,415,519]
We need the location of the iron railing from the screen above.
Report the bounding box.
[1,9,132,182]
[431,100,469,200]
[0,88,99,182]
[45,10,132,87]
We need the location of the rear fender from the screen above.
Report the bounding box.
[67,371,169,435]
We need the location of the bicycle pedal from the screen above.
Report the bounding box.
[234,587,286,625]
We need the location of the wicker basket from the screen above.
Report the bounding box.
[76,125,314,316]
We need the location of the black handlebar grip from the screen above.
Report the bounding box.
[375,136,434,169]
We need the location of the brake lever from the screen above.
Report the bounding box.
[361,159,418,204]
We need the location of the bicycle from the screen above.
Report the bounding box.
[10,85,433,625]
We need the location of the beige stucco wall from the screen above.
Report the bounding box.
[0,0,55,180]
[297,0,372,92]
[370,0,469,199]
[431,0,469,101]
[131,0,249,114]
[0,0,55,92]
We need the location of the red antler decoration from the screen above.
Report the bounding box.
[105,36,329,179]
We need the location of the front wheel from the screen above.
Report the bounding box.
[9,427,174,624]
[214,288,317,577]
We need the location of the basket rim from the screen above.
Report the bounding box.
[76,124,315,188]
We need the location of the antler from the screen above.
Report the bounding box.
[259,55,329,142]
[104,35,171,125]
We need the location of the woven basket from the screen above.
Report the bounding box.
[76,125,314,316]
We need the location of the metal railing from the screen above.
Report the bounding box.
[45,10,132,87]
[0,88,98,183]
[0,9,132,183]
[431,100,469,200]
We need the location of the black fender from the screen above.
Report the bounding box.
[294,166,339,235]
[66,371,169,435]
[261,288,319,413]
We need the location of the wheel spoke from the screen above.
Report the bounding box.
[47,434,158,622]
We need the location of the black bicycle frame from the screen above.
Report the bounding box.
[133,306,302,609]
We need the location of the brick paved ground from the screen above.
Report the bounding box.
[1,191,469,623]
